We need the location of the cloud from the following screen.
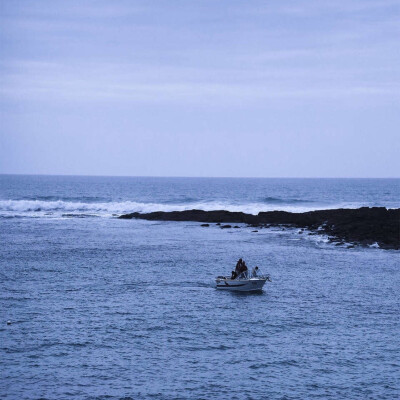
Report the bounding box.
[242,0,400,17]
[1,1,399,104]
[1,59,398,106]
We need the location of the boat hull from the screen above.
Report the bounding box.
[215,277,267,292]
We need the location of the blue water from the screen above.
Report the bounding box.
[1,176,399,399]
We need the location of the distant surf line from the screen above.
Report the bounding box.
[0,198,371,218]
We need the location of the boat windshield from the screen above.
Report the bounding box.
[235,269,269,280]
[237,270,258,279]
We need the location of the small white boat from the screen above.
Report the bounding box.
[215,271,270,292]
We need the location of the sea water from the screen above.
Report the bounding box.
[1,176,399,399]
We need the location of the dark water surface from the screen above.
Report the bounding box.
[1,176,399,399]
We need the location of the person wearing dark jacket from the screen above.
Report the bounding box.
[235,258,243,276]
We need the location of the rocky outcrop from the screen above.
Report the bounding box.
[119,207,400,250]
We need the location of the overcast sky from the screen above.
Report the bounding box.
[1,0,399,177]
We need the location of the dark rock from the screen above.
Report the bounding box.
[221,225,232,229]
[234,226,240,228]
[200,224,210,227]
[252,230,258,233]
[119,207,400,250]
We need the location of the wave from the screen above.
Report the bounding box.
[262,196,315,204]
[0,199,140,215]
[20,195,109,203]
[0,199,367,219]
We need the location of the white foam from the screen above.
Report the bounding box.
[0,199,367,219]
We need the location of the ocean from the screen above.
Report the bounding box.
[1,175,399,399]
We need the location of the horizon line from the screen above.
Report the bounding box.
[1,173,399,180]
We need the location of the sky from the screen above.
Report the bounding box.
[0,0,399,177]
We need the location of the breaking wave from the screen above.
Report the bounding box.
[262,197,315,204]
[0,199,365,219]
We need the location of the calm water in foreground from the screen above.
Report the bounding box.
[1,176,399,399]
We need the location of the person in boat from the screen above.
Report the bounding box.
[231,270,237,279]
[235,258,243,276]
[235,260,248,279]
[252,266,259,277]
